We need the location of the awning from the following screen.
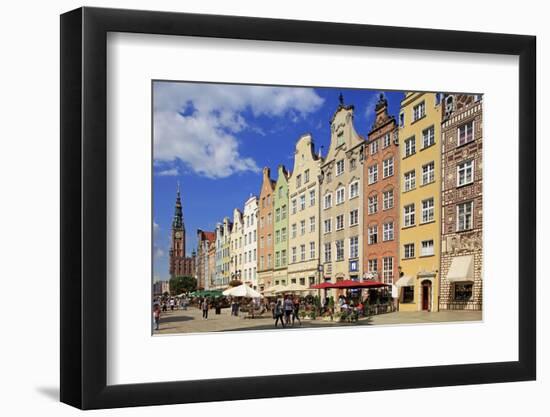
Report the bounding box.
[446,255,474,282]
[395,275,415,288]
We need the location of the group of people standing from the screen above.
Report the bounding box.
[272,295,301,328]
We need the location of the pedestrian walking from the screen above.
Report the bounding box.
[274,300,285,328]
[292,297,302,326]
[201,298,209,319]
[283,296,294,326]
[153,304,161,330]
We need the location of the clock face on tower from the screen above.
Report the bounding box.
[175,231,182,238]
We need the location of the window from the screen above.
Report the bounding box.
[404,243,415,259]
[324,219,332,233]
[259,217,264,228]
[422,125,435,148]
[291,223,297,238]
[300,220,306,235]
[260,256,264,269]
[454,283,473,301]
[435,93,442,105]
[275,251,281,268]
[458,121,474,146]
[336,159,345,176]
[349,209,359,226]
[399,112,404,128]
[336,240,344,261]
[370,140,378,154]
[309,189,316,206]
[267,234,271,246]
[291,199,297,214]
[383,190,394,210]
[324,243,332,263]
[404,204,415,227]
[422,198,435,223]
[402,286,414,303]
[457,160,474,186]
[337,131,344,146]
[383,222,394,241]
[291,247,297,263]
[304,169,310,183]
[368,258,378,272]
[383,133,391,148]
[413,101,425,121]
[281,249,287,265]
[383,257,393,284]
[383,157,394,178]
[404,170,416,191]
[300,194,306,211]
[349,236,359,258]
[267,213,272,224]
[275,208,281,222]
[336,187,345,204]
[296,174,302,188]
[350,158,357,170]
[300,244,306,261]
[267,254,272,267]
[310,242,315,259]
[336,214,344,230]
[368,195,378,214]
[324,193,332,209]
[275,230,280,244]
[421,239,434,256]
[253,248,256,261]
[260,236,264,249]
[368,225,378,244]
[326,171,332,183]
[349,181,359,199]
[278,186,283,199]
[253,230,256,242]
[300,278,306,286]
[281,227,287,242]
[309,216,316,233]
[281,205,287,219]
[404,136,416,157]
[368,164,378,184]
[422,162,435,185]
[457,201,473,231]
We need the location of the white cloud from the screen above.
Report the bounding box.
[364,91,381,123]
[156,167,180,176]
[154,82,324,178]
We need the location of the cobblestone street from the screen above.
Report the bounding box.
[154,306,482,334]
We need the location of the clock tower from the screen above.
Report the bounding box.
[169,182,186,277]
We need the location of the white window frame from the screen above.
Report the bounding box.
[349,209,359,226]
[324,193,332,209]
[421,198,435,223]
[309,241,315,259]
[457,201,474,231]
[422,125,435,148]
[413,101,425,121]
[383,222,394,241]
[349,236,359,259]
[309,189,316,206]
[335,240,344,261]
[457,159,475,186]
[299,194,306,211]
[404,204,415,227]
[404,243,415,259]
[383,133,391,148]
[404,170,416,191]
[370,140,378,154]
[324,218,332,234]
[383,257,393,284]
[404,136,416,157]
[368,164,378,185]
[349,181,359,199]
[324,242,332,263]
[383,157,394,178]
[458,121,474,146]
[309,216,316,233]
[383,190,394,210]
[336,187,345,205]
[422,162,435,185]
[336,159,345,176]
[336,214,344,231]
[368,225,378,245]
[421,239,434,257]
[368,195,378,214]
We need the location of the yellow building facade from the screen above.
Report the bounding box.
[396,92,442,312]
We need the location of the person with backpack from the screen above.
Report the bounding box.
[274,300,285,328]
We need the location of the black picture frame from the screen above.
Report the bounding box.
[60,6,536,410]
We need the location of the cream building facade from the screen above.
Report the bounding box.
[242,195,258,289]
[230,208,244,283]
[273,165,290,286]
[320,100,365,285]
[288,134,323,287]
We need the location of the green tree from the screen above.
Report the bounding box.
[169,276,197,296]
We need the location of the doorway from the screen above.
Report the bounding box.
[421,280,432,311]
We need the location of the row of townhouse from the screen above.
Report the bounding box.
[192,92,482,311]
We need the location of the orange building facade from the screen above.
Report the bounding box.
[257,167,276,291]
[363,94,400,286]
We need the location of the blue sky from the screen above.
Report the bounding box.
[153,81,403,281]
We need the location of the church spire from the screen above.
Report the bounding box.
[172,182,183,230]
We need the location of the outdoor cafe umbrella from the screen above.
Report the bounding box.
[275,283,310,294]
[262,284,286,296]
[223,284,263,298]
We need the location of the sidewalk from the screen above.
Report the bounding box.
[154,306,482,335]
